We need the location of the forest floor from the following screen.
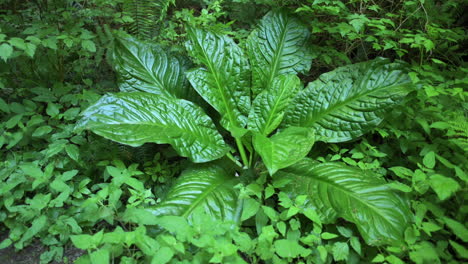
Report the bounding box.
[0,234,84,264]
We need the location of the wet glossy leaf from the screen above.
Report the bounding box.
[248,74,301,135]
[247,10,312,95]
[185,27,250,132]
[278,159,412,245]
[113,36,194,99]
[253,127,315,175]
[150,164,241,222]
[284,58,413,142]
[76,92,229,163]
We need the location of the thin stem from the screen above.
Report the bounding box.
[250,152,259,170]
[252,152,260,170]
[235,138,249,168]
[420,48,423,66]
[394,6,422,32]
[226,152,243,169]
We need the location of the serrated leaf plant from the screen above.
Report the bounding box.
[76,10,415,246]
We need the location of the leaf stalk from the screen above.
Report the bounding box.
[235,138,249,168]
[226,152,243,169]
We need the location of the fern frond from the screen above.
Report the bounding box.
[447,112,468,152]
[123,0,175,40]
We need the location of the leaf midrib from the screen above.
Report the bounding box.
[303,79,410,127]
[181,175,233,218]
[89,116,218,145]
[257,16,292,135]
[295,168,399,231]
[124,43,166,90]
[260,78,294,135]
[195,32,239,128]
[265,17,289,91]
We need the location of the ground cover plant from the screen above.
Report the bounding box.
[77,7,415,246]
[0,0,466,263]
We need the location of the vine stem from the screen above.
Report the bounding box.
[235,138,249,168]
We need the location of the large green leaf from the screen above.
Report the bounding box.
[277,160,412,246]
[283,58,413,142]
[247,10,312,95]
[185,27,250,132]
[113,36,194,99]
[248,74,301,135]
[75,92,229,163]
[253,127,315,175]
[151,164,241,222]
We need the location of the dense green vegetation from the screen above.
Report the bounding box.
[0,0,466,263]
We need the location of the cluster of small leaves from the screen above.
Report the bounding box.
[0,0,135,92]
[0,84,180,262]
[294,0,466,69]
[0,0,179,263]
[71,210,252,264]
[151,0,466,70]
[372,63,467,263]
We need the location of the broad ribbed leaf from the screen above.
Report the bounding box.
[254,127,315,175]
[76,92,229,163]
[185,27,250,132]
[248,74,301,135]
[151,164,241,222]
[284,58,413,142]
[278,160,412,246]
[113,36,193,99]
[247,10,312,95]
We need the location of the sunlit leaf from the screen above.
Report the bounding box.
[278,159,412,245]
[76,92,229,163]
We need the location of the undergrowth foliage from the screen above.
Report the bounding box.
[0,0,466,264]
[122,0,175,40]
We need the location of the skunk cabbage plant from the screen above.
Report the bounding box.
[76,10,414,246]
